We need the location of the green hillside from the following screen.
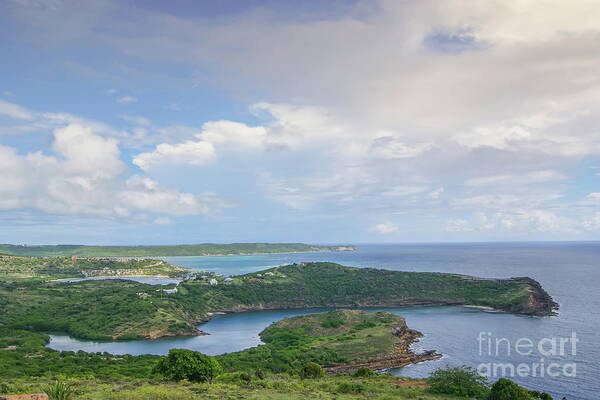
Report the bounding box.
[0,243,354,257]
[0,260,558,341]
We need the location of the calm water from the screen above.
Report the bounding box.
[48,243,600,400]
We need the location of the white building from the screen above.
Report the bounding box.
[224,277,233,282]
[209,278,218,285]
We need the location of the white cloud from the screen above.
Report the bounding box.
[0,123,228,218]
[119,175,225,216]
[445,219,472,232]
[117,96,138,104]
[427,187,444,200]
[153,216,171,225]
[583,212,600,231]
[0,99,34,120]
[465,170,567,187]
[121,115,151,126]
[373,222,399,234]
[133,140,215,171]
[105,88,117,95]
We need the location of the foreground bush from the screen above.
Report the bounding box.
[428,365,489,398]
[487,378,552,400]
[43,380,74,400]
[353,366,376,377]
[299,362,325,379]
[153,349,222,383]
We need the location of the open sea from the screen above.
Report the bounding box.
[48,243,600,400]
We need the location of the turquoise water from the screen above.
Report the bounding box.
[52,276,180,285]
[47,243,600,400]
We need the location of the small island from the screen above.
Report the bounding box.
[253,310,441,373]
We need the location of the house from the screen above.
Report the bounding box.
[163,288,177,295]
[209,279,218,285]
[224,277,233,282]
[251,278,263,283]
[136,292,148,297]
[265,272,274,276]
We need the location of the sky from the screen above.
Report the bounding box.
[1,0,599,245]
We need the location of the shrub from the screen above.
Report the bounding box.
[255,368,265,380]
[530,390,553,400]
[43,381,74,400]
[487,378,536,400]
[336,382,366,394]
[428,365,489,398]
[239,372,252,383]
[353,366,376,377]
[299,362,325,379]
[153,349,222,383]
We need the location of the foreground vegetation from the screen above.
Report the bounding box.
[0,243,353,257]
[0,320,554,399]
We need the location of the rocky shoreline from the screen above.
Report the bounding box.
[323,318,442,374]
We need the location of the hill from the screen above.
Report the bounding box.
[0,261,558,341]
[0,243,355,257]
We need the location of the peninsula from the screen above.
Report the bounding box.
[0,258,558,341]
[0,243,355,257]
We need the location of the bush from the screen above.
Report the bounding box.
[299,362,325,379]
[153,349,222,383]
[428,365,489,398]
[255,368,265,380]
[239,372,252,383]
[530,390,553,400]
[487,378,536,400]
[43,381,74,400]
[353,366,376,377]
[336,382,366,394]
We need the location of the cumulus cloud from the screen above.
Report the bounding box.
[133,140,215,170]
[0,99,34,120]
[373,222,399,234]
[117,96,137,104]
[0,123,228,218]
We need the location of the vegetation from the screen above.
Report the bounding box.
[0,259,557,342]
[428,365,489,398]
[0,308,555,399]
[0,243,353,257]
[299,362,325,379]
[0,255,188,282]
[487,378,553,400]
[153,349,222,383]
[43,380,74,400]
[217,310,429,374]
[0,373,469,399]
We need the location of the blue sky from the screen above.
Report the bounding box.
[1,0,599,245]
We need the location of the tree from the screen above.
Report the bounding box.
[153,349,222,383]
[487,378,536,400]
[428,365,489,398]
[299,362,325,379]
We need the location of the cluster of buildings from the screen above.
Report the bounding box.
[71,255,149,262]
